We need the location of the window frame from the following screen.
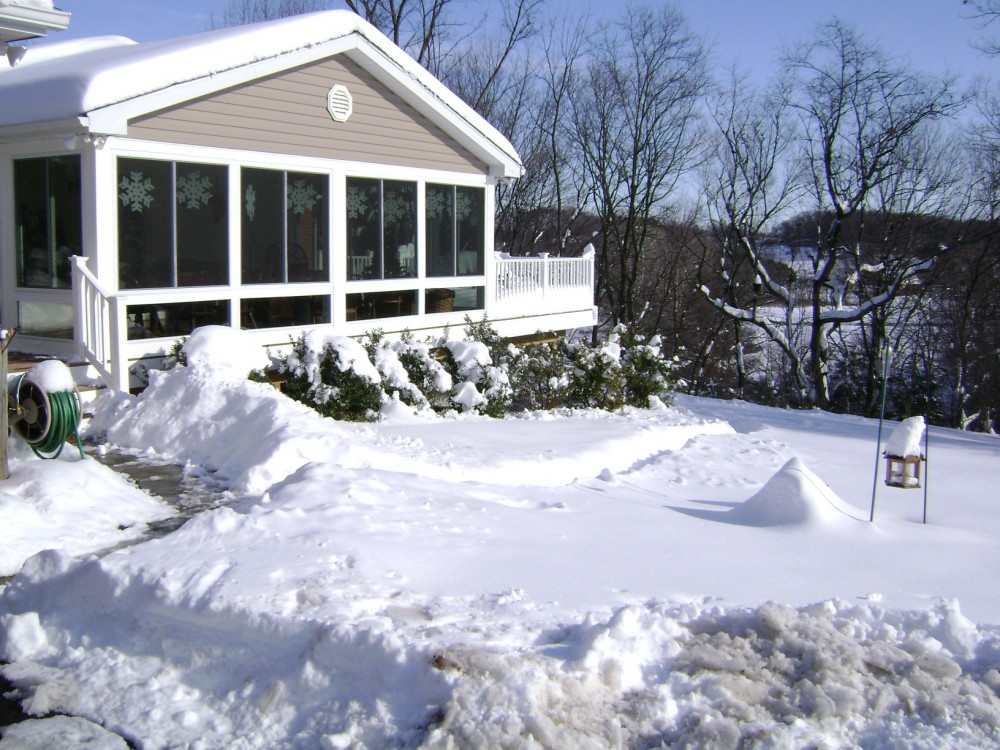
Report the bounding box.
[14,154,82,290]
[116,156,229,290]
[240,166,330,286]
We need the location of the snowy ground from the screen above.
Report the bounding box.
[1,331,999,748]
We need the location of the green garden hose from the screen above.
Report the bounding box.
[11,373,85,460]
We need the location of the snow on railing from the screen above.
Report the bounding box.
[71,256,127,391]
[494,250,594,316]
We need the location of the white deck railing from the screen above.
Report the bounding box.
[494,251,595,316]
[71,256,128,391]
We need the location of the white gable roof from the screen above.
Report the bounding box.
[0,10,523,178]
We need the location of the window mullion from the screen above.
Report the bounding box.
[171,163,178,288]
[45,161,55,288]
[452,185,458,277]
[282,174,289,284]
[378,180,385,280]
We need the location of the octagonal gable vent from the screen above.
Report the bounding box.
[327,84,353,123]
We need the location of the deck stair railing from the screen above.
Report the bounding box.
[71,256,127,391]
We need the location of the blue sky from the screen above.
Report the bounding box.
[47,1,995,85]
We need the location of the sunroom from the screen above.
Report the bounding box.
[0,11,596,391]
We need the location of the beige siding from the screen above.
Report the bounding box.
[127,55,487,174]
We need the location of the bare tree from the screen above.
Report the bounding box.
[700,19,965,408]
[962,0,1000,55]
[571,4,710,331]
[697,72,805,398]
[209,0,330,28]
[343,0,456,73]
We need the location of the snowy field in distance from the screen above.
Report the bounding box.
[1,327,999,748]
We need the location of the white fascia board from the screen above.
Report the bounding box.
[84,31,523,180]
[0,6,70,42]
[0,114,86,141]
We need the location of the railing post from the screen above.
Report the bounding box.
[109,296,129,392]
[538,253,549,304]
[71,255,89,359]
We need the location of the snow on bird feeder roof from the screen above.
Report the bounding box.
[885,416,925,459]
[884,416,925,489]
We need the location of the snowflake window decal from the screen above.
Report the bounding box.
[456,190,476,222]
[287,179,321,215]
[426,189,448,219]
[383,189,414,224]
[119,171,155,213]
[245,183,257,221]
[347,184,371,220]
[176,170,214,210]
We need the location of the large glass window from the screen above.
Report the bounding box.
[425,286,484,313]
[126,300,229,340]
[346,290,417,321]
[347,177,416,280]
[118,158,228,289]
[240,295,329,329]
[242,168,328,284]
[426,184,484,277]
[14,155,82,289]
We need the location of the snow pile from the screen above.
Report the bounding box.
[431,599,1000,748]
[725,457,864,528]
[181,324,270,380]
[2,552,998,748]
[0,716,128,750]
[886,415,926,457]
[0,440,172,577]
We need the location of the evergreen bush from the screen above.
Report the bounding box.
[508,340,573,411]
[282,333,383,422]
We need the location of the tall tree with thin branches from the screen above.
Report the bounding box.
[700,19,965,407]
[571,4,710,331]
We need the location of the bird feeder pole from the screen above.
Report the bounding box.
[869,345,892,523]
[1,329,10,481]
[922,423,929,524]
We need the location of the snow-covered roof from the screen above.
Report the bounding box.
[0,10,523,178]
[0,0,68,44]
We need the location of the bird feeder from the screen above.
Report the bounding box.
[883,416,926,489]
[884,452,923,489]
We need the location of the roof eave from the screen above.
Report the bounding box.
[0,114,86,141]
[0,6,70,44]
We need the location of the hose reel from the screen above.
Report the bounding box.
[8,361,85,460]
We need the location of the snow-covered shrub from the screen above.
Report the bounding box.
[282,331,383,422]
[619,327,682,407]
[392,332,453,409]
[441,338,511,417]
[439,317,512,417]
[566,331,626,410]
[365,329,452,412]
[508,339,573,411]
